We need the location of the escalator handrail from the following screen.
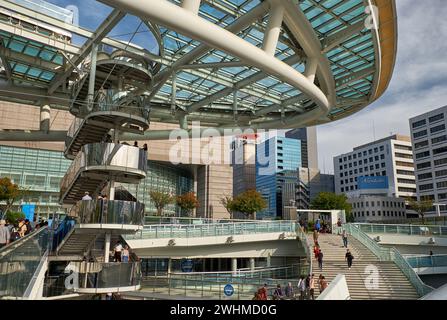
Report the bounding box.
[0,226,49,258]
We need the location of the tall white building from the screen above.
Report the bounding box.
[334,135,417,200]
[410,106,447,216]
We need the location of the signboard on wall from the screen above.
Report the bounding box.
[358,176,389,190]
[22,204,36,222]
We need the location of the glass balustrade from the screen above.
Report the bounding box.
[127,221,297,240]
[69,199,144,228]
[0,227,49,298]
[344,224,434,297]
[406,255,447,269]
[354,223,447,237]
[60,143,147,200]
[70,261,141,293]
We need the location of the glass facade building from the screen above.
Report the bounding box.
[0,145,194,221]
[256,137,301,219]
[0,145,71,219]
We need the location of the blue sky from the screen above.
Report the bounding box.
[48,0,447,173]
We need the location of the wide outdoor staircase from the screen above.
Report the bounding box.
[309,233,419,300]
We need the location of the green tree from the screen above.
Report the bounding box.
[4,211,25,224]
[407,197,433,224]
[311,192,354,222]
[220,195,236,219]
[149,190,174,216]
[232,189,267,220]
[0,177,28,215]
[176,192,199,217]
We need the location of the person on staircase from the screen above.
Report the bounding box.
[317,250,324,271]
[309,274,315,300]
[342,229,348,248]
[297,276,306,300]
[345,249,354,270]
[313,228,319,244]
[114,241,123,262]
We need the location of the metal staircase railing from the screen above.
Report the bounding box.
[344,223,434,297]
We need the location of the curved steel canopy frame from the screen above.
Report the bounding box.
[0,0,398,134]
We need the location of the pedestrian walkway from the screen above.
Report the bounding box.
[308,233,419,300]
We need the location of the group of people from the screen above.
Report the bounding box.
[252,275,329,300]
[112,241,131,262]
[0,217,48,248]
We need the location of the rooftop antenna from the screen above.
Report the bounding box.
[372,119,376,141]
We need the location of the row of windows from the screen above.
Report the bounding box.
[417,147,447,159]
[412,113,445,129]
[339,155,386,170]
[353,211,405,218]
[352,201,405,208]
[338,146,385,163]
[413,124,447,140]
[395,161,414,168]
[339,163,387,176]
[396,169,415,176]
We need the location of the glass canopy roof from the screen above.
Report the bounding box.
[0,0,396,127]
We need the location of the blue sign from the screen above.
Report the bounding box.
[181,259,194,273]
[22,204,36,222]
[224,284,234,297]
[358,176,389,190]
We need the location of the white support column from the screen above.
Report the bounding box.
[233,89,238,121]
[40,105,51,133]
[232,258,238,274]
[171,73,177,115]
[104,233,111,263]
[250,258,255,271]
[87,44,98,113]
[304,57,318,83]
[266,254,271,268]
[168,258,172,274]
[263,2,285,56]
[182,0,201,15]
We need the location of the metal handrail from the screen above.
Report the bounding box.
[352,223,447,237]
[345,223,434,297]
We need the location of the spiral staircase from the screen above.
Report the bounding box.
[54,46,152,294]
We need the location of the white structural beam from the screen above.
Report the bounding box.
[0,45,62,72]
[0,1,164,64]
[182,0,201,15]
[0,82,69,106]
[179,61,244,70]
[262,2,285,56]
[255,93,305,117]
[0,130,67,141]
[48,9,126,94]
[322,20,366,54]
[304,58,318,83]
[144,1,270,100]
[187,54,302,113]
[335,66,375,89]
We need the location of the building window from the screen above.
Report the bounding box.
[412,119,427,129]
[430,124,446,134]
[398,187,417,193]
[341,187,344,192]
[353,154,357,159]
[369,157,374,162]
[417,162,431,170]
[417,172,433,180]
[395,153,414,159]
[396,161,414,168]
[374,148,378,153]
[415,140,429,149]
[433,147,447,156]
[434,158,447,166]
[437,181,447,189]
[375,156,379,161]
[435,170,447,178]
[359,160,363,165]
[416,151,430,159]
[380,154,385,160]
[413,130,427,139]
[339,158,343,163]
[369,150,373,155]
[419,183,433,191]
[432,135,447,145]
[354,169,358,174]
[398,178,416,184]
[370,165,374,170]
[359,168,363,173]
[429,113,444,123]
[380,146,384,151]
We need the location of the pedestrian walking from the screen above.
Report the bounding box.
[122,245,130,262]
[342,229,348,248]
[309,274,315,300]
[318,250,324,271]
[319,276,328,293]
[305,274,311,299]
[315,219,321,232]
[259,284,268,300]
[314,245,320,259]
[336,218,342,235]
[114,241,123,262]
[345,249,354,270]
[313,229,319,244]
[0,220,10,248]
[298,276,306,300]
[285,282,294,299]
[82,191,92,200]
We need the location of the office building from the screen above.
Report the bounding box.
[410,106,447,216]
[256,137,301,219]
[231,134,257,197]
[296,168,335,209]
[334,135,417,200]
[286,127,319,169]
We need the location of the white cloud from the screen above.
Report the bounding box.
[317,0,447,173]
